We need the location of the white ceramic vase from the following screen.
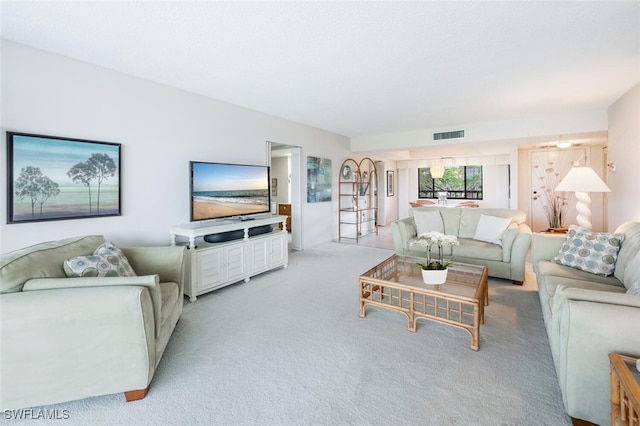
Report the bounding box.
[421,268,448,285]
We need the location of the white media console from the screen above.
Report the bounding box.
[169,215,289,302]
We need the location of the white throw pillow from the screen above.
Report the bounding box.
[413,210,444,235]
[473,214,512,246]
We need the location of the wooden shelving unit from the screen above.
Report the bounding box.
[338,157,378,242]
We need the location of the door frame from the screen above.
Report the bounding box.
[267,141,303,251]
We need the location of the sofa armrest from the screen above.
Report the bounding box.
[531,233,566,273]
[0,286,156,409]
[551,286,640,424]
[121,246,186,294]
[555,285,640,308]
[23,276,162,339]
[22,275,158,291]
[391,218,417,255]
[502,223,531,282]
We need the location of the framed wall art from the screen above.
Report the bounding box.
[306,156,331,203]
[6,131,121,224]
[387,170,394,197]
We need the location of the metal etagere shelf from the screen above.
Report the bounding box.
[338,157,378,242]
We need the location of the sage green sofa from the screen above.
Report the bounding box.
[531,221,640,425]
[391,206,532,284]
[0,235,186,409]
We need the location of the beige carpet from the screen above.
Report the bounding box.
[19,242,570,425]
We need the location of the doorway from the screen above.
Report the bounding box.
[268,142,303,251]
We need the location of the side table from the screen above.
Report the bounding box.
[539,228,568,235]
[609,353,640,425]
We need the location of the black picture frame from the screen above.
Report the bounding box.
[7,131,121,224]
[387,170,394,196]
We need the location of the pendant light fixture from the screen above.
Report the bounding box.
[430,159,445,179]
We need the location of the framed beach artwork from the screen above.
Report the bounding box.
[6,132,121,224]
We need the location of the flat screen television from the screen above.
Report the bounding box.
[190,161,271,222]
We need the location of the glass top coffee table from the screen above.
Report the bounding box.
[359,254,489,351]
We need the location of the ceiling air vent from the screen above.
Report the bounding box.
[433,130,465,141]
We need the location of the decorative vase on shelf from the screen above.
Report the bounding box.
[421,268,448,285]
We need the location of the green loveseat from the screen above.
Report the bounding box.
[391,206,532,284]
[0,235,186,409]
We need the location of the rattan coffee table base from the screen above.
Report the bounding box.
[359,255,489,351]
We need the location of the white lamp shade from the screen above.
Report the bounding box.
[554,167,611,193]
[430,159,445,179]
[555,166,610,230]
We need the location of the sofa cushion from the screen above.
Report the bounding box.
[459,209,482,238]
[459,208,525,239]
[64,242,137,278]
[413,210,444,234]
[537,260,623,288]
[473,214,512,246]
[628,280,640,295]
[439,208,462,236]
[453,238,503,262]
[552,225,625,276]
[0,235,106,294]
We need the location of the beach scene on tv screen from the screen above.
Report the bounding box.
[192,162,270,220]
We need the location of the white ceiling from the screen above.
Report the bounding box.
[1,1,639,142]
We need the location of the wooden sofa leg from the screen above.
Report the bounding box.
[512,280,523,286]
[571,417,597,426]
[124,387,148,402]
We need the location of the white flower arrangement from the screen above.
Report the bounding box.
[410,231,459,270]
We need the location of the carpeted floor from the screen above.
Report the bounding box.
[17,242,571,425]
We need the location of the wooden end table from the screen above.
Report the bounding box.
[610,353,640,425]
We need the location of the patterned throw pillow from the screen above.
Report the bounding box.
[64,241,137,278]
[552,225,625,276]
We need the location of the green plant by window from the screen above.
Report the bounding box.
[418,166,483,199]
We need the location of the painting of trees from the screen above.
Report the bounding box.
[8,132,120,223]
[88,153,117,214]
[67,153,117,214]
[14,166,61,218]
[67,162,96,214]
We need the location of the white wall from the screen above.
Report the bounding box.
[270,156,289,205]
[1,41,351,253]
[607,82,640,229]
[351,111,608,152]
[518,145,607,232]
[375,160,398,226]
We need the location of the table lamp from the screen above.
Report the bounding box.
[554,166,610,230]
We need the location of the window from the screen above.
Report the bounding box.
[418,166,483,199]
